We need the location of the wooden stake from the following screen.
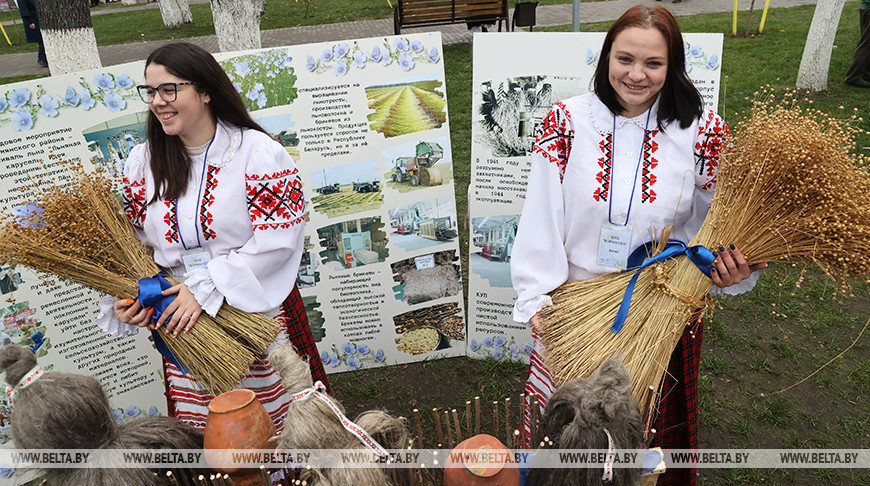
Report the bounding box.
[518,393,525,448]
[465,401,472,438]
[444,409,454,448]
[504,397,511,444]
[413,408,425,448]
[451,409,462,443]
[529,393,538,448]
[166,471,180,486]
[492,401,499,439]
[474,396,481,435]
[259,465,270,485]
[433,407,445,447]
[513,428,521,450]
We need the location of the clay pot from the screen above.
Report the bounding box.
[203,389,276,486]
[444,434,520,486]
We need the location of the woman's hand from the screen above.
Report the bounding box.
[113,299,152,327]
[710,244,768,288]
[530,313,544,334]
[156,283,202,337]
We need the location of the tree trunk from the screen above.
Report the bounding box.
[34,0,101,75]
[796,0,847,91]
[210,0,265,52]
[157,0,193,28]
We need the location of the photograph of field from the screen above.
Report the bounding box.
[366,76,446,138]
[256,112,301,161]
[309,160,384,218]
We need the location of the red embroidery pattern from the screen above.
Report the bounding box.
[531,102,572,183]
[247,167,305,231]
[199,166,221,240]
[593,132,613,202]
[122,176,147,229]
[641,129,659,203]
[695,111,730,191]
[163,199,179,243]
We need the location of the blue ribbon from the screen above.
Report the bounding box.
[137,274,188,374]
[611,239,715,333]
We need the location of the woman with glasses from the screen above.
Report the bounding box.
[101,42,328,431]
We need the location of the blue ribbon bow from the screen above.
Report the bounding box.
[137,274,189,374]
[611,239,715,333]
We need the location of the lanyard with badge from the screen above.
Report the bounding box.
[176,134,215,273]
[597,109,652,270]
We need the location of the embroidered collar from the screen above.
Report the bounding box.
[5,366,43,409]
[206,120,243,168]
[585,93,663,136]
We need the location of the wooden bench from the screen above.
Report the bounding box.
[394,0,508,35]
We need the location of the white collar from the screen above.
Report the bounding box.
[585,93,663,135]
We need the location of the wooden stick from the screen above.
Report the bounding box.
[492,401,499,439]
[444,409,454,448]
[465,401,472,438]
[474,396,481,435]
[451,409,462,443]
[259,465,270,486]
[166,471,180,486]
[513,428,521,450]
[529,393,538,448]
[433,407,445,447]
[413,408,425,448]
[504,397,511,444]
[518,393,525,448]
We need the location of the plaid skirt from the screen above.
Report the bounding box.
[164,284,328,431]
[523,320,702,485]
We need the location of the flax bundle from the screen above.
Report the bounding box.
[0,159,280,396]
[540,92,870,425]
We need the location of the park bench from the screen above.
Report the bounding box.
[394,0,508,35]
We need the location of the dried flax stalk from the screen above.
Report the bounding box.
[540,92,870,425]
[0,160,280,396]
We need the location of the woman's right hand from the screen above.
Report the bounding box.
[530,313,544,334]
[113,299,153,327]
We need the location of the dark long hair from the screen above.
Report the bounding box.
[144,42,267,203]
[592,5,703,130]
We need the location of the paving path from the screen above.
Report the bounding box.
[1,0,818,78]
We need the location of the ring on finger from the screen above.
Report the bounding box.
[183,314,190,319]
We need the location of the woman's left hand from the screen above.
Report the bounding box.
[710,244,768,288]
[155,283,202,337]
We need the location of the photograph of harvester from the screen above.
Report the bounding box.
[388,198,458,252]
[383,138,454,193]
[470,215,519,287]
[316,217,389,270]
[309,160,385,218]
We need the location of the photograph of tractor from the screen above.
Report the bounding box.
[391,141,444,187]
[353,180,381,193]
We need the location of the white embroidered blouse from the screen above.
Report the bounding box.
[96,121,306,336]
[510,93,745,323]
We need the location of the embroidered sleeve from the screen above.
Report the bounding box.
[532,101,573,183]
[122,144,148,230]
[246,167,306,231]
[694,110,730,191]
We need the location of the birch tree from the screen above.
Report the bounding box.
[210,0,265,52]
[157,0,194,28]
[34,0,101,75]
[796,0,847,91]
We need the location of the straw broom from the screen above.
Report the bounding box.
[539,92,870,426]
[0,156,280,396]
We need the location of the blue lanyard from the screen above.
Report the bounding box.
[176,133,215,251]
[607,108,652,226]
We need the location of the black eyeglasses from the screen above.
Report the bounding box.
[136,82,196,103]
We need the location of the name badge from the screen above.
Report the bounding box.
[597,223,633,270]
[181,248,211,272]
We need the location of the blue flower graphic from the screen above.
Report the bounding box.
[116,73,135,89]
[684,59,692,73]
[707,54,719,70]
[8,88,31,108]
[13,203,44,229]
[491,347,504,360]
[523,344,533,355]
[494,335,507,347]
[483,337,493,347]
[39,95,59,117]
[125,406,140,418]
[410,40,424,53]
[11,109,33,131]
[64,87,80,107]
[374,349,386,362]
[369,46,383,62]
[332,61,348,77]
[306,55,318,72]
[0,97,8,113]
[328,352,341,367]
[428,47,440,63]
[352,50,367,69]
[255,93,267,108]
[232,82,242,93]
[341,342,356,355]
[585,48,597,65]
[333,43,350,58]
[321,350,330,361]
[78,88,96,110]
[346,355,362,370]
[469,339,480,351]
[380,55,393,67]
[112,409,124,423]
[398,53,414,71]
[394,38,410,51]
[509,345,520,357]
[93,73,115,90]
[689,45,704,58]
[148,406,160,417]
[266,70,276,78]
[104,92,126,112]
[0,465,13,479]
[320,48,333,62]
[357,344,370,355]
[683,42,690,55]
[234,60,252,78]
